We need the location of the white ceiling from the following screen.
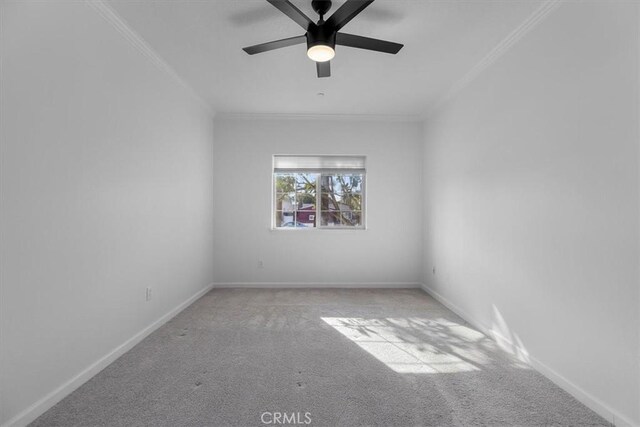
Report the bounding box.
[107,0,544,117]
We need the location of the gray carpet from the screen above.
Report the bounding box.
[32,288,609,426]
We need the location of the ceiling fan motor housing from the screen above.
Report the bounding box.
[311,0,332,18]
[306,25,336,51]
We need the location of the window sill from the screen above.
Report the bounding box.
[270,226,367,232]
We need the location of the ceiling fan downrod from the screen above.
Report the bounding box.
[311,0,332,23]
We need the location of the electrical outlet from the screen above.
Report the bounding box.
[146,287,152,301]
[258,260,264,269]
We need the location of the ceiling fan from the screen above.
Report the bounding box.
[242,0,403,78]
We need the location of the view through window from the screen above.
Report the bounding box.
[273,155,365,229]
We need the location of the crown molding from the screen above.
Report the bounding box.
[85,0,214,116]
[424,0,562,119]
[85,0,561,124]
[215,112,423,123]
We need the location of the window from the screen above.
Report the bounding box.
[273,155,366,229]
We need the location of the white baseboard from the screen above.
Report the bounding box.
[420,283,638,427]
[3,283,215,427]
[213,282,422,289]
[8,282,633,427]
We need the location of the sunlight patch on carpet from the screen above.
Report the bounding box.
[321,317,485,374]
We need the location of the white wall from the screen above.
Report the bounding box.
[213,117,422,286]
[422,2,639,426]
[0,2,215,425]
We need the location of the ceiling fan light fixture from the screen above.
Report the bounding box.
[307,44,335,62]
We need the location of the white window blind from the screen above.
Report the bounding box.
[273,155,366,173]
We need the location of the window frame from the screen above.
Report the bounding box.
[271,156,367,231]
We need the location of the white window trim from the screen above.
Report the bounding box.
[271,155,367,231]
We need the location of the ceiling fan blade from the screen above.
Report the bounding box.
[243,35,307,55]
[336,32,403,54]
[316,61,331,78]
[325,0,375,31]
[267,0,314,31]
